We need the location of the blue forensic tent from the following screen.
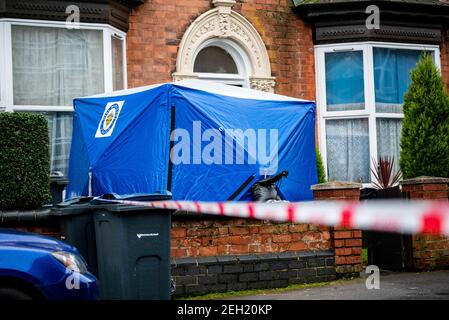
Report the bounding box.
[66,80,317,201]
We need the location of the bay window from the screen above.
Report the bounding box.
[0,20,127,177]
[111,34,125,91]
[316,42,440,183]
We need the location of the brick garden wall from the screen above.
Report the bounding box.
[312,182,363,277]
[401,177,449,270]
[1,221,60,239]
[412,234,449,270]
[170,215,334,297]
[172,250,335,297]
[126,0,315,100]
[171,216,331,258]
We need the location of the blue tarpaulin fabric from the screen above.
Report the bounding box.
[66,80,317,201]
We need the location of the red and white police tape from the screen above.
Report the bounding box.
[100,199,449,236]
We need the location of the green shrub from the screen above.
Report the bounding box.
[400,53,449,179]
[0,112,50,210]
[316,147,327,183]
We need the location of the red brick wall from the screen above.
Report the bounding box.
[333,228,363,274]
[1,221,61,239]
[440,30,449,92]
[313,188,360,201]
[401,177,449,270]
[171,218,331,258]
[401,183,449,200]
[126,0,315,100]
[412,234,449,270]
[312,183,363,276]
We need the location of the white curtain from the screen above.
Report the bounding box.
[112,36,124,91]
[376,118,402,172]
[326,119,370,183]
[12,25,104,106]
[36,112,73,177]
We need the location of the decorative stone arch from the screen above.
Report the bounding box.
[172,0,276,92]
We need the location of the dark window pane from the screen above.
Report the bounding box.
[194,46,238,74]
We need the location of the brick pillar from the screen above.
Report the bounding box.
[400,176,449,270]
[311,182,363,278]
[400,176,449,200]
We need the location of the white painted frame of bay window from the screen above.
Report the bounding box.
[0,22,5,110]
[0,18,127,112]
[110,31,128,91]
[315,41,440,184]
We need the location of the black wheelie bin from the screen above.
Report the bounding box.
[51,197,99,277]
[89,192,173,300]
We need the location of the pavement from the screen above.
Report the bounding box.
[229,270,449,300]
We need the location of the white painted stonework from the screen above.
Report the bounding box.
[173,0,276,92]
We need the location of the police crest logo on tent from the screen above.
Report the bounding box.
[95,101,124,138]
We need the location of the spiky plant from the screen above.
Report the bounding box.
[370,156,402,189]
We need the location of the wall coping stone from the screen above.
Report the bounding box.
[196,256,219,265]
[311,181,362,191]
[217,256,239,264]
[175,257,198,266]
[400,176,449,186]
[298,250,334,258]
[236,254,260,262]
[172,251,335,267]
[278,252,299,260]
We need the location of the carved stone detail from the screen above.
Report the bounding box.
[218,13,230,37]
[174,0,275,91]
[172,73,198,82]
[250,77,276,93]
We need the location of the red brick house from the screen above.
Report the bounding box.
[1,0,449,296]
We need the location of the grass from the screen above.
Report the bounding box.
[362,248,368,266]
[179,278,359,300]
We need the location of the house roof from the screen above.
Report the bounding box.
[293,0,449,44]
[293,0,449,6]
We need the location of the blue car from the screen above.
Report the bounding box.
[0,228,98,300]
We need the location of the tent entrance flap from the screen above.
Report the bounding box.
[167,104,176,192]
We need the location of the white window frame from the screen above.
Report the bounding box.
[315,41,441,185]
[0,18,127,112]
[193,38,252,88]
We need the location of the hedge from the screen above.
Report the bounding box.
[316,147,327,184]
[0,112,50,210]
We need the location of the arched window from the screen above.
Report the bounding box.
[173,0,275,92]
[194,46,238,74]
[192,39,250,87]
